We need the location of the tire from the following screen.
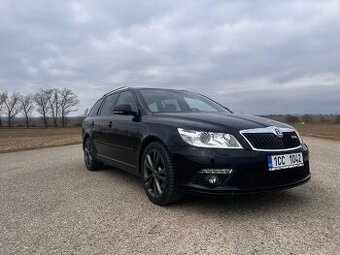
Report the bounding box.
[84,137,104,171]
[141,142,182,205]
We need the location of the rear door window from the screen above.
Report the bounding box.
[88,99,104,116]
[100,93,119,115]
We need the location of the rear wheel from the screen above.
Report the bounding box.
[84,137,103,171]
[141,142,182,205]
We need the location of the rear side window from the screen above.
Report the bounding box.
[116,91,137,111]
[100,93,119,115]
[88,99,104,116]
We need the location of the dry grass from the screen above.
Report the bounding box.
[0,124,339,153]
[293,124,340,140]
[0,127,82,153]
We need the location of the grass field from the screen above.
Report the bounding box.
[0,124,339,153]
[293,124,340,140]
[0,127,82,153]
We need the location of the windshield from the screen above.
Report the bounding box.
[139,89,229,113]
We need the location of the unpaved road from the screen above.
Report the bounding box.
[0,137,339,254]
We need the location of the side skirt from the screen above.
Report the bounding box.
[96,153,141,177]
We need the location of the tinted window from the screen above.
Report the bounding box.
[100,93,119,115]
[148,102,158,112]
[160,99,181,112]
[116,91,137,111]
[139,89,228,113]
[88,99,104,116]
[184,97,218,112]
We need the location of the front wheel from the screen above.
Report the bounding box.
[141,142,182,205]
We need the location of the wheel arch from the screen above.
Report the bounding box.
[82,132,90,150]
[137,135,169,174]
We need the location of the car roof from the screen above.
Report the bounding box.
[103,86,187,97]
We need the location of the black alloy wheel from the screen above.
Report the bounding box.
[142,142,182,205]
[143,149,166,197]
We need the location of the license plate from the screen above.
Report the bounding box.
[267,152,304,171]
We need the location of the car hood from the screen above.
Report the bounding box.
[152,112,292,133]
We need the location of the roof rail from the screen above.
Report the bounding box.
[103,86,128,97]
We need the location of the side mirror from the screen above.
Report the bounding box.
[113,104,137,116]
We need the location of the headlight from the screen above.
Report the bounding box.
[177,128,243,149]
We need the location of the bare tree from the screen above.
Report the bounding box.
[4,92,21,127]
[80,108,89,121]
[18,94,34,128]
[335,115,340,124]
[34,90,51,127]
[47,88,60,127]
[59,88,79,127]
[0,91,8,127]
[285,114,299,124]
[302,114,312,124]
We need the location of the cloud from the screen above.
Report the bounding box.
[0,0,339,115]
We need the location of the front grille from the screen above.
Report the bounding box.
[242,132,301,150]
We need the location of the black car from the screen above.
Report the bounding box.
[82,87,311,205]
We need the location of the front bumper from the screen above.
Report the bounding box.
[170,144,311,195]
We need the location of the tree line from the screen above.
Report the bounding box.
[265,114,340,125]
[0,88,79,128]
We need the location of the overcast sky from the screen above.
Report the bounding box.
[0,0,339,115]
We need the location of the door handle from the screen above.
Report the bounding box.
[108,121,113,128]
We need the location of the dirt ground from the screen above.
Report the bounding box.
[0,127,82,153]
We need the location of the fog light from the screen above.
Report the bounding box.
[205,175,220,186]
[198,168,233,174]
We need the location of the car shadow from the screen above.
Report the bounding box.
[184,190,308,212]
[100,166,311,215]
